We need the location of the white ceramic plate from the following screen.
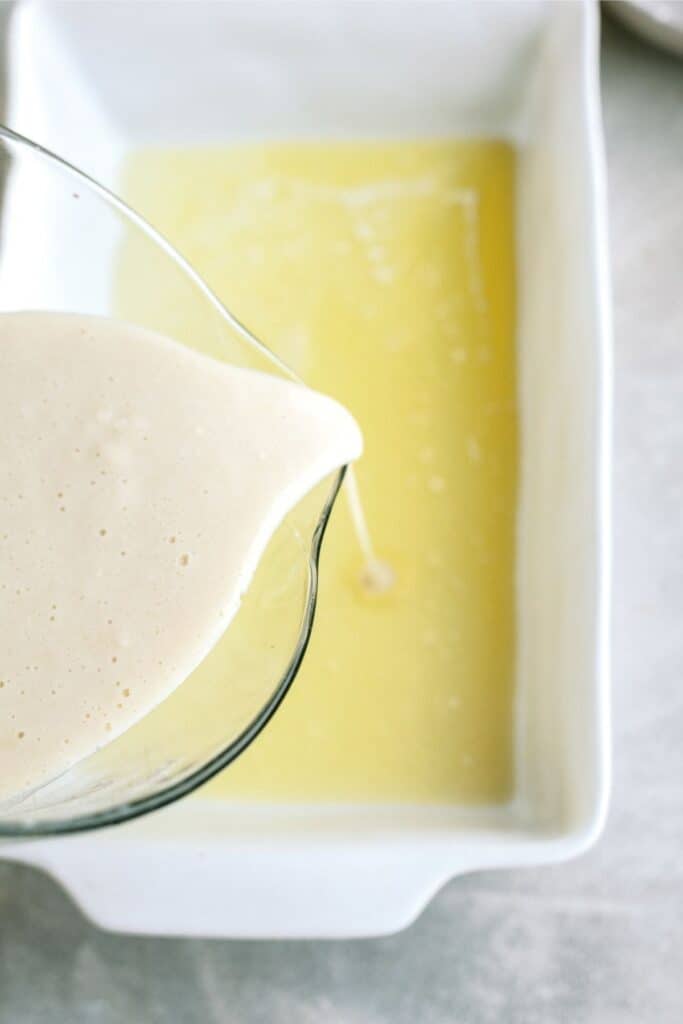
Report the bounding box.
[0,0,611,938]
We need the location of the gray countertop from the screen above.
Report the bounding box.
[1,13,682,1024]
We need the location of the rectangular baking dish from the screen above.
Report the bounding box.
[0,0,611,938]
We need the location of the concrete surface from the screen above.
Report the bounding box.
[1,13,682,1024]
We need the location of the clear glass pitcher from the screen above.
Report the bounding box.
[0,125,345,835]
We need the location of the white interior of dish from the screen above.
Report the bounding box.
[1,0,609,938]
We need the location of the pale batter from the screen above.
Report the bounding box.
[0,311,362,800]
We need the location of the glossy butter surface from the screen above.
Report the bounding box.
[119,141,517,803]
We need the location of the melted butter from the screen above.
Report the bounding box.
[119,140,517,804]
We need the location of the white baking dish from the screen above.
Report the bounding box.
[0,0,611,938]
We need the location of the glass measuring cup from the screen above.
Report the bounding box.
[0,125,345,835]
